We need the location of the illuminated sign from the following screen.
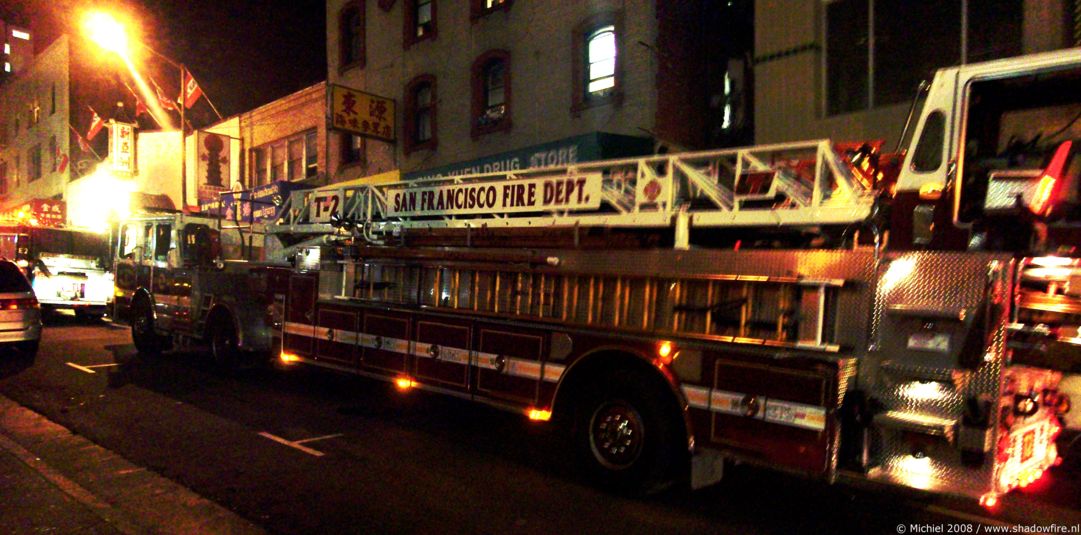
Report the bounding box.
[384,173,602,218]
[328,84,395,143]
[0,199,67,227]
[109,121,136,176]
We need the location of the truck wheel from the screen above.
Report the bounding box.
[131,300,164,357]
[209,314,240,372]
[573,370,682,495]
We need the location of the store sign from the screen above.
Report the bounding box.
[110,121,136,176]
[328,84,395,143]
[196,131,235,206]
[385,173,603,218]
[0,199,67,227]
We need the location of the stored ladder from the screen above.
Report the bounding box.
[267,139,878,249]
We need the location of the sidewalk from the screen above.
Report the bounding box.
[0,394,262,535]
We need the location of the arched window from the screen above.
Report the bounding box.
[586,26,616,95]
[405,75,437,153]
[471,50,511,137]
[339,1,365,69]
[571,13,623,115]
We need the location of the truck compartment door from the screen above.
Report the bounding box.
[283,274,316,359]
[412,316,471,390]
[473,325,544,406]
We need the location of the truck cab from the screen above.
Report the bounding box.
[113,212,277,367]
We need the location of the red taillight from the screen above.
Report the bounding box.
[1032,140,1073,215]
[0,297,39,310]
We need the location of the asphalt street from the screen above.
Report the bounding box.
[0,315,1079,534]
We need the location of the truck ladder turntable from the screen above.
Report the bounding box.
[267,139,878,247]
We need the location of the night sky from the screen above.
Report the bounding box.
[0,0,327,119]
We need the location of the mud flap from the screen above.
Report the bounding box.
[690,448,725,489]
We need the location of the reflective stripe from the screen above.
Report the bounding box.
[414,341,470,366]
[284,321,313,336]
[685,386,828,432]
[542,363,565,383]
[681,385,710,410]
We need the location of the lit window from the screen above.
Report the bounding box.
[3,43,9,54]
[416,0,433,37]
[4,62,9,73]
[471,51,511,136]
[305,130,318,178]
[486,0,504,7]
[341,133,363,165]
[586,25,616,95]
[11,30,29,40]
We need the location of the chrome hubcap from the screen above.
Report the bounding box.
[589,401,645,470]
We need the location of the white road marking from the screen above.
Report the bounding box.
[294,433,344,445]
[258,432,331,457]
[65,362,120,374]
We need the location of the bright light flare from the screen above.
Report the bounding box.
[279,352,300,363]
[979,493,998,509]
[657,340,675,364]
[880,257,917,293]
[394,377,417,391]
[66,166,135,233]
[85,12,129,54]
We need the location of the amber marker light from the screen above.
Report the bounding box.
[395,377,417,391]
[527,408,552,421]
[657,341,677,364]
[979,494,998,509]
[279,352,300,364]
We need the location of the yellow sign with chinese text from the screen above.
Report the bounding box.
[328,84,396,143]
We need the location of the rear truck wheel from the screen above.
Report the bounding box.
[573,370,683,495]
[131,299,165,357]
[209,314,241,372]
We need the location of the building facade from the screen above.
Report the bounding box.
[325,0,739,181]
[754,0,1080,148]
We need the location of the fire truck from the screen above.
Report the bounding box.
[126,49,1079,504]
[0,223,113,319]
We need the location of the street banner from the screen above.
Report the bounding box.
[199,181,307,223]
[109,121,136,176]
[196,131,235,205]
[384,172,603,218]
[328,84,395,142]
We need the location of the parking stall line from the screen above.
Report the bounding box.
[257,432,332,457]
[65,362,120,374]
[293,433,344,445]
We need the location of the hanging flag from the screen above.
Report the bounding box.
[55,145,69,174]
[76,131,90,153]
[181,69,204,109]
[151,77,178,112]
[86,106,105,140]
[135,97,148,117]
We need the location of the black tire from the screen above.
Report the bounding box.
[208,313,240,372]
[14,340,38,359]
[131,299,165,357]
[572,370,683,495]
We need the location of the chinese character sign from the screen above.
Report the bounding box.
[197,131,235,206]
[110,121,136,176]
[329,84,396,143]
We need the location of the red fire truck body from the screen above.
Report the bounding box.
[126,49,1081,502]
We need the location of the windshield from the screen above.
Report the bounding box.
[30,228,110,259]
[0,261,31,292]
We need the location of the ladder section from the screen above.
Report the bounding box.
[340,259,845,351]
[269,139,876,243]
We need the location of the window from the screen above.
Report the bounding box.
[825,0,1022,116]
[587,26,616,95]
[341,133,364,165]
[288,138,304,180]
[911,111,945,172]
[572,13,623,115]
[28,145,41,181]
[405,75,437,153]
[154,224,172,263]
[305,130,318,178]
[0,163,7,195]
[252,148,268,186]
[471,0,511,19]
[50,83,56,115]
[270,145,285,182]
[340,1,365,70]
[471,50,511,137]
[48,135,56,172]
[405,0,436,48]
[250,129,318,185]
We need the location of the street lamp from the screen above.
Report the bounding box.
[84,10,190,212]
